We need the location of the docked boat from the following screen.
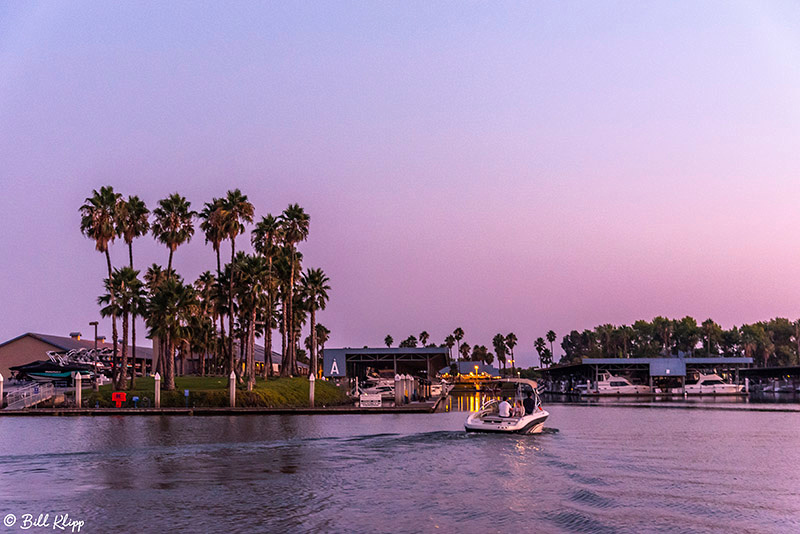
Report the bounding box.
[592,372,651,395]
[464,380,549,434]
[675,373,744,395]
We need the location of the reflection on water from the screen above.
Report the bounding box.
[1,405,800,533]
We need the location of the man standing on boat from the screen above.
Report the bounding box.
[498,396,511,417]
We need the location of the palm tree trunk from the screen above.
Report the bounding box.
[120,310,129,390]
[247,308,256,391]
[264,292,273,379]
[167,248,173,273]
[280,300,289,377]
[166,335,175,390]
[286,253,295,375]
[104,249,119,387]
[310,308,317,378]
[129,241,137,389]
[228,238,236,378]
[215,247,226,374]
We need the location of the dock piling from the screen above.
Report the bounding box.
[0,372,4,409]
[74,372,82,407]
[309,373,315,408]
[154,373,161,408]
[229,371,236,408]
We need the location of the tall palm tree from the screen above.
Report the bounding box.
[545,330,556,362]
[300,268,331,379]
[493,334,507,376]
[194,271,217,376]
[385,335,394,348]
[252,214,282,378]
[444,335,455,364]
[534,337,547,367]
[151,193,196,273]
[419,331,430,347]
[98,267,143,389]
[505,332,517,375]
[278,204,310,376]
[235,253,269,390]
[459,342,471,362]
[146,276,197,390]
[315,323,331,376]
[200,197,227,364]
[219,190,254,377]
[116,195,150,380]
[453,327,464,361]
[80,186,122,381]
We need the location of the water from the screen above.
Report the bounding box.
[1,401,799,533]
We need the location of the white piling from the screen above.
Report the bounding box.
[154,373,161,409]
[74,372,82,408]
[0,372,4,408]
[229,371,236,408]
[394,374,403,405]
[309,373,316,408]
[745,377,749,394]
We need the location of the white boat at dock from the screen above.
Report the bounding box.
[673,373,744,395]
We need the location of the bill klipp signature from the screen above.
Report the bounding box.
[3,513,84,532]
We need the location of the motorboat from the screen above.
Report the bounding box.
[464,380,549,434]
[361,383,395,400]
[677,373,744,395]
[592,372,651,395]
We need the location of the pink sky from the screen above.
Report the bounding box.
[2,2,800,366]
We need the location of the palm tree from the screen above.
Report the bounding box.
[546,330,556,362]
[252,214,282,378]
[151,193,196,273]
[300,268,331,379]
[219,190,255,377]
[98,267,143,389]
[534,337,547,367]
[194,271,217,376]
[505,332,517,375]
[200,197,227,364]
[419,331,430,347]
[444,335,455,364]
[316,323,330,374]
[116,195,149,380]
[235,253,269,390]
[458,342,471,361]
[493,334,507,376]
[385,335,394,348]
[146,276,197,390]
[80,186,122,380]
[453,327,464,361]
[278,204,310,376]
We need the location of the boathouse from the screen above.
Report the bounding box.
[542,356,753,392]
[323,347,449,381]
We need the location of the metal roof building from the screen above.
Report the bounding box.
[323,347,449,380]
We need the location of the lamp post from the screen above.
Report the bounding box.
[89,321,99,391]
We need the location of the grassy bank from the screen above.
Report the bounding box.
[82,376,351,408]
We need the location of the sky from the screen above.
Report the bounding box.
[3,1,800,367]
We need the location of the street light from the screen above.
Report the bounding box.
[474,364,479,377]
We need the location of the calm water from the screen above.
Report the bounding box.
[1,401,799,533]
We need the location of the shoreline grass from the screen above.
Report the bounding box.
[82,376,350,408]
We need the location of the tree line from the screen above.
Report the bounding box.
[555,316,800,368]
[384,328,522,376]
[80,186,330,391]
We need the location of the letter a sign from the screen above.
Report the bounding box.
[330,360,339,376]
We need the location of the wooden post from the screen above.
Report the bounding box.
[309,373,315,408]
[154,372,161,408]
[229,371,236,408]
[74,372,82,408]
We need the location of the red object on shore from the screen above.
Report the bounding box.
[111,392,127,408]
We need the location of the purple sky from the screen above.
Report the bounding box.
[3,2,800,367]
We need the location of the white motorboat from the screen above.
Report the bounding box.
[464,381,549,434]
[593,372,651,395]
[676,373,744,395]
[361,384,395,400]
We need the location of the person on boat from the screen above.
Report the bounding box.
[498,397,511,417]
[523,392,535,415]
[512,400,524,417]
